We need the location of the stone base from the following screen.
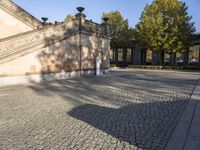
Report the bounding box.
[0,69,109,87]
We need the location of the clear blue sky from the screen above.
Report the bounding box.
[13,0,200,32]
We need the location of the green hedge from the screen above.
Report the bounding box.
[128,65,163,69]
[110,64,117,68]
[128,65,200,70]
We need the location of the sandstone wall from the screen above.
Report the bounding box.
[0,34,110,77]
[0,15,110,86]
[0,35,80,76]
[0,7,33,39]
[81,34,110,71]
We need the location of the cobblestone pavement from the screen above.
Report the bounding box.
[0,69,199,150]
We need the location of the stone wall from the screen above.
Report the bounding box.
[0,0,42,39]
[0,34,80,76]
[0,15,110,86]
[0,7,34,39]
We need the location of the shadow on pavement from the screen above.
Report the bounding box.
[67,100,189,149]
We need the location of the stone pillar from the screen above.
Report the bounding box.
[199,45,200,63]
[115,49,118,65]
[102,17,109,36]
[112,49,115,62]
[123,48,127,65]
[131,48,134,64]
[133,48,141,65]
[141,50,147,65]
[170,53,176,66]
[161,51,165,66]
[183,47,189,66]
[152,51,160,65]
[152,51,165,65]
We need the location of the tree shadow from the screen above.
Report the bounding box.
[18,14,198,149]
[30,19,109,83]
[27,68,198,149]
[68,100,187,149]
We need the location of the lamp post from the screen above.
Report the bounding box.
[75,7,86,76]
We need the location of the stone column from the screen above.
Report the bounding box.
[123,48,127,65]
[183,47,189,66]
[115,49,118,65]
[102,17,109,36]
[112,49,115,62]
[141,50,147,65]
[199,45,200,63]
[131,48,134,64]
[134,48,141,65]
[152,51,165,65]
[170,53,176,66]
[152,51,160,65]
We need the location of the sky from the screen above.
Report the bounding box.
[13,0,200,33]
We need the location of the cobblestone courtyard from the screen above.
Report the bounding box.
[0,69,200,150]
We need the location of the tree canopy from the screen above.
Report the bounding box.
[135,0,195,55]
[64,14,75,22]
[103,11,135,48]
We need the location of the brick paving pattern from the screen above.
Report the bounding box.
[0,69,199,150]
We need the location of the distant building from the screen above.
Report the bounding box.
[110,43,200,66]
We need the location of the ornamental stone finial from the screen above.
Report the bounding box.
[75,7,86,18]
[103,17,109,22]
[77,7,85,13]
[41,17,48,23]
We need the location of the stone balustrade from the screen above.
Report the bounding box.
[0,18,109,64]
[83,20,104,36]
[0,20,79,62]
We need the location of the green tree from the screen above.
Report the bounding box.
[64,14,75,22]
[103,11,135,48]
[135,0,195,65]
